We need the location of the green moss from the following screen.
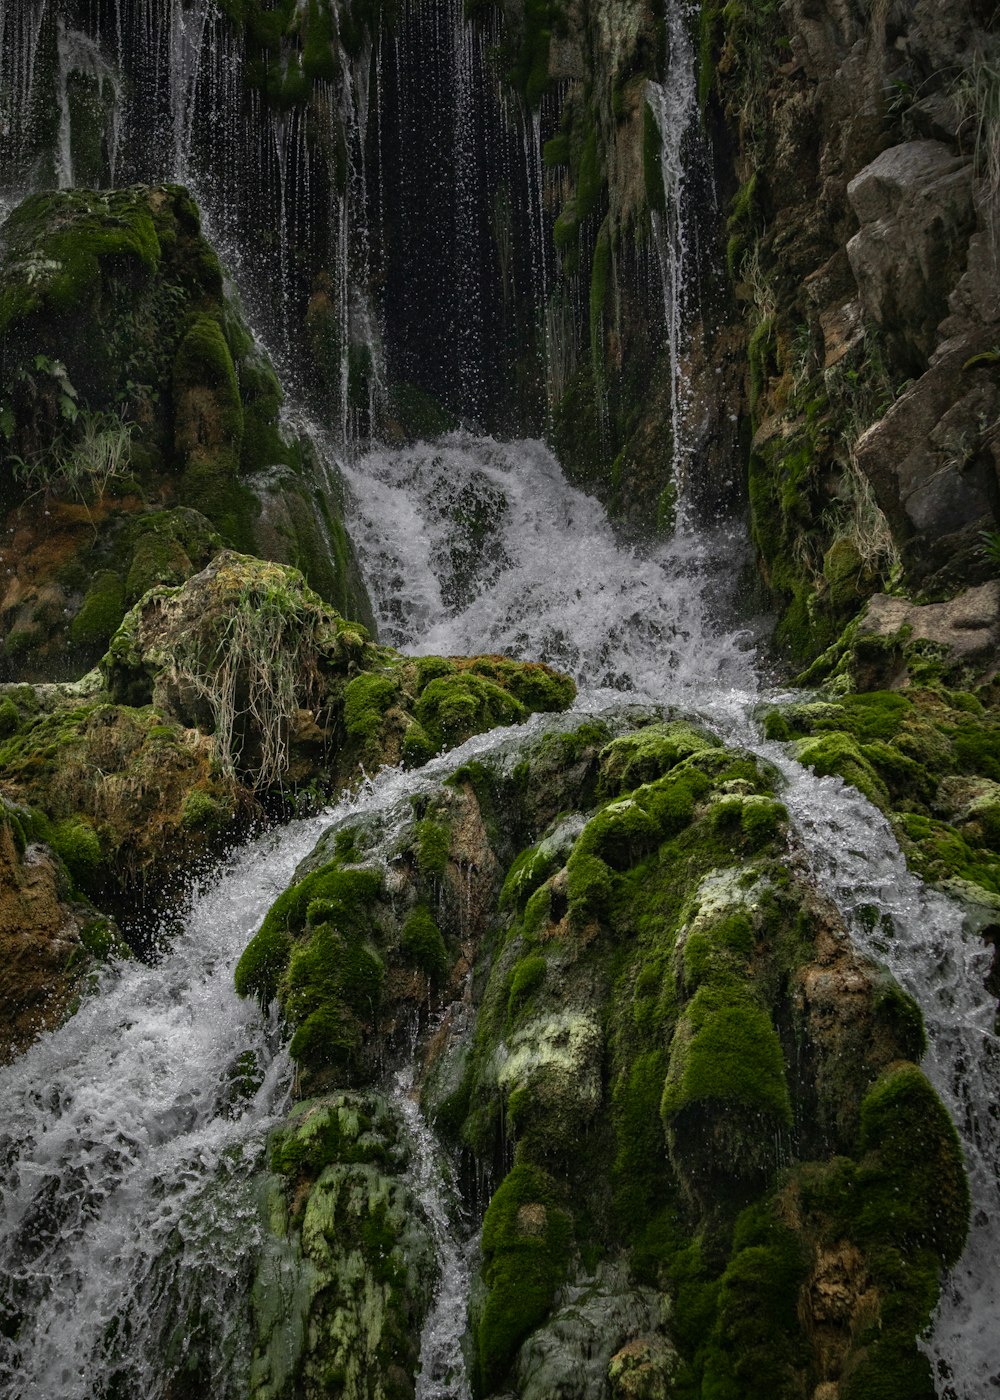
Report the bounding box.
[174,314,242,425]
[50,817,103,889]
[710,795,787,853]
[599,722,719,797]
[662,979,791,1184]
[270,1098,388,1178]
[79,918,121,960]
[507,954,546,1017]
[284,918,385,1072]
[610,1048,680,1281]
[0,189,161,333]
[181,788,230,832]
[500,840,561,911]
[401,905,449,983]
[839,1338,936,1400]
[682,910,754,991]
[856,1064,968,1264]
[793,732,889,807]
[235,864,382,1004]
[703,1204,811,1398]
[663,980,791,1125]
[343,671,400,750]
[566,850,614,928]
[0,697,21,738]
[575,129,603,224]
[543,133,570,168]
[415,817,450,879]
[465,657,575,713]
[477,1163,573,1392]
[415,672,526,749]
[68,571,125,649]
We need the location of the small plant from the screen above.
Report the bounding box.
[12,406,133,509]
[953,47,1000,255]
[981,529,1000,572]
[166,568,331,791]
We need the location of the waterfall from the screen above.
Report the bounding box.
[0,816,331,1398]
[646,0,705,518]
[393,1068,475,1400]
[338,431,1000,1397]
[0,2,997,1395]
[341,433,760,713]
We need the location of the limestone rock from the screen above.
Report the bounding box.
[859,581,1000,683]
[847,141,976,371]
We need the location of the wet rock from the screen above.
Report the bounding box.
[237,709,969,1398]
[0,793,125,1065]
[858,582,1000,684]
[513,1261,672,1400]
[250,1092,437,1400]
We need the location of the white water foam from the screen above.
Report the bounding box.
[343,432,760,717]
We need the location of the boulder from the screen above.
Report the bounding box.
[847,141,976,372]
[0,185,370,677]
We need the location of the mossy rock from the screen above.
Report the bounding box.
[476,1163,574,1393]
[0,184,370,678]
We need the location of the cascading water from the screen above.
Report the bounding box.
[341,433,760,711]
[772,760,1000,1396]
[0,815,329,1399]
[337,430,1000,1397]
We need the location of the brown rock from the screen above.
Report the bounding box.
[0,804,88,1065]
[859,582,1000,683]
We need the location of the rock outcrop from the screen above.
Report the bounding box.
[0,185,371,679]
[705,0,1000,660]
[0,793,127,1066]
[236,712,967,1400]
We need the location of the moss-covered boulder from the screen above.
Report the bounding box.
[763,686,1000,904]
[0,553,574,917]
[0,184,370,678]
[0,671,252,908]
[249,1091,438,1400]
[238,710,966,1398]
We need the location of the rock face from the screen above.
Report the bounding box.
[237,714,967,1400]
[710,0,1000,658]
[0,551,575,921]
[0,185,371,679]
[846,141,976,372]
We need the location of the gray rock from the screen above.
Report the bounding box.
[512,1260,674,1400]
[853,333,1000,582]
[847,141,976,370]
